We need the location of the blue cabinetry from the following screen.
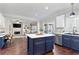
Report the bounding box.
[27,37,33,54]
[34,38,45,55]
[62,35,79,51]
[0,37,5,48]
[45,37,55,52]
[71,36,79,51]
[27,36,55,55]
[62,35,71,48]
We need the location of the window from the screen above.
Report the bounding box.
[56,15,65,28]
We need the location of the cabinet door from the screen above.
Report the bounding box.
[62,35,70,48]
[34,38,45,55]
[71,37,79,51]
[46,36,55,52]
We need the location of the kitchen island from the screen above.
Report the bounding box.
[26,34,55,55]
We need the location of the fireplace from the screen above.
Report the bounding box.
[14,31,20,34]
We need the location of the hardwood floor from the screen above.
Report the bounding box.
[0,38,27,55]
[47,45,79,55]
[0,38,79,55]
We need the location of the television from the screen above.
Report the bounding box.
[14,31,20,34]
[13,24,21,28]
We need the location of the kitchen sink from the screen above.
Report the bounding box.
[65,33,79,35]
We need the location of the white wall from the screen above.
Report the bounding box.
[4,16,37,35]
[4,17,12,34]
[0,13,6,33]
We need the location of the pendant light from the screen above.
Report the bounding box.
[70,3,75,16]
[16,19,21,23]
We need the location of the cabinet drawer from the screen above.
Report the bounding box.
[34,38,45,42]
[62,35,70,38]
[34,41,45,45]
[72,36,79,39]
[46,36,55,42]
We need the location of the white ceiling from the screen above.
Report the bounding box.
[0,3,79,21]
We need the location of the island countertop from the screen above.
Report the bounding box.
[26,34,55,38]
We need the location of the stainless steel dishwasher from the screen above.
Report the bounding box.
[55,34,62,46]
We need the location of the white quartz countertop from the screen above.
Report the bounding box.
[63,34,79,37]
[26,34,55,38]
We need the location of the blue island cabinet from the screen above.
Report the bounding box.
[45,37,55,52]
[34,38,45,55]
[27,36,55,55]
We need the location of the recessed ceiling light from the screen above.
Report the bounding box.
[45,6,48,10]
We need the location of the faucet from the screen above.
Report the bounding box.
[73,26,77,34]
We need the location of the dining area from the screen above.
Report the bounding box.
[0,33,13,49]
[0,34,27,55]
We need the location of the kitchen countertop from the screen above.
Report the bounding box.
[26,34,55,38]
[0,34,5,37]
[63,33,79,37]
[55,32,79,37]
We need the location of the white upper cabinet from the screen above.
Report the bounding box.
[56,15,65,28]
